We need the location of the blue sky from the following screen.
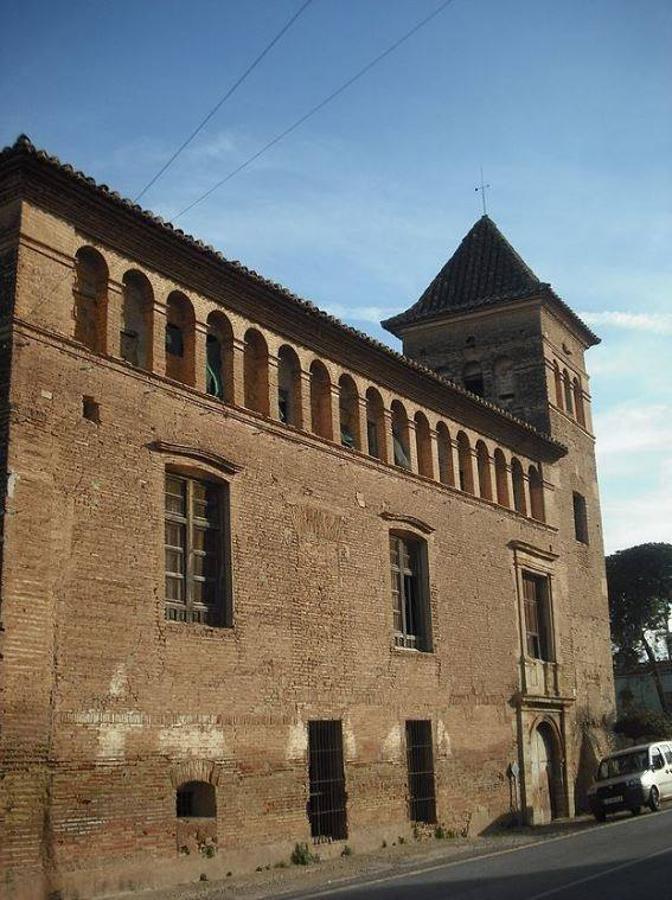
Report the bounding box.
[3,0,670,552]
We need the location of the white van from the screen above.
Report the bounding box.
[588,741,672,821]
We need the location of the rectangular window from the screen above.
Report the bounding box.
[522,572,552,661]
[406,720,437,824]
[164,473,230,626]
[573,492,589,544]
[307,720,348,842]
[390,534,432,651]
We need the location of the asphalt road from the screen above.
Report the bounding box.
[288,807,672,899]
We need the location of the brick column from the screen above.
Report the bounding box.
[152,302,166,378]
[231,337,246,407]
[357,397,369,454]
[450,439,461,489]
[268,354,280,421]
[406,420,418,474]
[299,370,313,433]
[522,472,532,518]
[329,384,341,444]
[426,428,439,481]
[106,281,123,359]
[383,408,395,467]
[194,321,208,394]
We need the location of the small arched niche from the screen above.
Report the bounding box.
[243,328,270,415]
[456,431,474,494]
[206,311,234,402]
[277,344,302,427]
[462,362,485,397]
[338,374,360,449]
[414,412,433,478]
[121,270,153,370]
[476,440,493,501]
[436,422,454,486]
[494,448,509,507]
[165,291,195,386]
[529,465,545,521]
[573,377,586,427]
[73,246,108,352]
[310,360,333,439]
[391,400,411,470]
[511,458,527,515]
[365,387,386,461]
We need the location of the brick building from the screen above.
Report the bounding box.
[0,135,614,899]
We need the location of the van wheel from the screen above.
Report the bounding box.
[649,787,661,812]
[629,805,641,816]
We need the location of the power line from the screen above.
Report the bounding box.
[172,0,459,221]
[133,0,315,203]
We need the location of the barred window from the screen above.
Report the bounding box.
[164,473,230,626]
[390,534,432,651]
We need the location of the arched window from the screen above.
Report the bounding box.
[310,360,332,439]
[562,369,574,416]
[277,345,302,427]
[243,328,269,415]
[366,387,386,461]
[456,431,474,494]
[176,781,216,819]
[436,422,454,486]
[165,292,195,386]
[73,246,108,352]
[553,361,563,409]
[463,362,484,397]
[494,356,515,405]
[338,374,360,449]
[476,440,493,500]
[121,271,153,369]
[511,458,527,515]
[573,377,586,427]
[206,311,234,402]
[414,412,433,478]
[494,448,509,507]
[391,400,411,470]
[529,465,545,521]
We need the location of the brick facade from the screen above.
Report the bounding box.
[0,138,615,899]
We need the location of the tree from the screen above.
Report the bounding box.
[607,543,672,713]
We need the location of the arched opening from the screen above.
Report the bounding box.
[366,387,386,461]
[414,412,432,478]
[456,431,474,494]
[391,400,411,470]
[165,292,195,386]
[553,361,563,410]
[277,344,302,427]
[338,374,360,449]
[511,458,527,515]
[476,440,493,500]
[176,781,217,819]
[206,311,234,402]
[494,448,509,507]
[121,270,153,369]
[73,246,108,352]
[243,328,269,415]
[494,355,516,405]
[436,422,454,486]
[562,369,574,416]
[462,362,485,397]
[531,722,562,823]
[529,465,545,521]
[310,360,332,439]
[573,377,586,427]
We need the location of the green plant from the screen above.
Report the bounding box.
[341,845,353,857]
[202,845,216,858]
[434,825,446,839]
[273,861,288,869]
[412,824,420,840]
[615,710,672,740]
[291,842,317,866]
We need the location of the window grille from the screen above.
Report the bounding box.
[406,720,437,824]
[307,720,348,842]
[523,573,552,661]
[164,473,228,626]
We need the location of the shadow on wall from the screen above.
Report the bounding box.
[575,730,602,813]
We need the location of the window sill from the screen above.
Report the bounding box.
[391,644,434,657]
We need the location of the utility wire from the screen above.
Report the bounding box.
[173,0,458,221]
[133,0,315,203]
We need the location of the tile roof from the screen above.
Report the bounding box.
[382,215,599,346]
[0,134,568,455]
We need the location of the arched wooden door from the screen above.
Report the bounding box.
[531,722,558,824]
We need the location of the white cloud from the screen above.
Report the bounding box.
[602,459,672,553]
[595,403,672,460]
[579,310,672,336]
[320,301,397,324]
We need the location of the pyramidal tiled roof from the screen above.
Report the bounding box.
[382,216,598,345]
